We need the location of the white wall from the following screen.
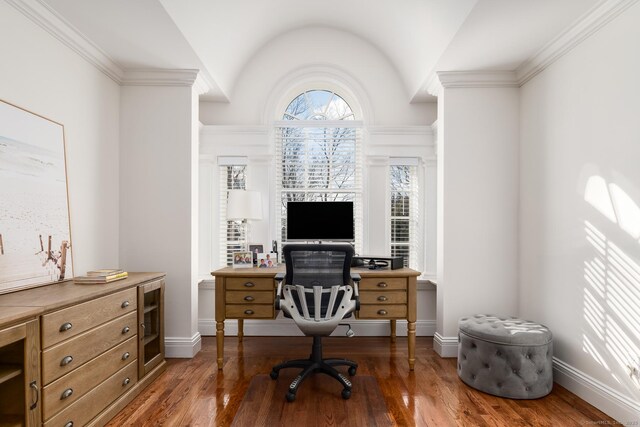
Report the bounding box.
[0,1,120,274]
[520,2,640,421]
[435,83,520,355]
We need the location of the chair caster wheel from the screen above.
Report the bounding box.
[348,366,357,376]
[270,370,279,380]
[341,389,351,400]
[286,392,296,402]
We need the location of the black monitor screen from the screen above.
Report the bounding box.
[286,201,354,241]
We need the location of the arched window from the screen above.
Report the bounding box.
[275,90,362,249]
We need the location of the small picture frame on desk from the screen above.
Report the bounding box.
[257,252,278,268]
[248,244,264,265]
[232,251,253,268]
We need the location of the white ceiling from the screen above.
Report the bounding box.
[43,0,600,102]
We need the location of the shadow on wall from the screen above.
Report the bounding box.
[583,174,640,397]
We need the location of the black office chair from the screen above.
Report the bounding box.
[270,243,361,402]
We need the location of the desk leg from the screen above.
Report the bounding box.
[407,321,416,370]
[390,320,397,343]
[238,319,244,342]
[216,321,224,370]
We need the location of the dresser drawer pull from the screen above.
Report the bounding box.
[60,356,73,366]
[377,310,388,316]
[61,388,73,400]
[244,295,254,301]
[29,381,38,410]
[122,352,131,361]
[377,282,388,288]
[121,301,130,308]
[59,322,73,332]
[123,377,131,386]
[244,282,255,288]
[244,310,254,315]
[377,296,388,302]
[64,422,73,427]
[122,326,131,334]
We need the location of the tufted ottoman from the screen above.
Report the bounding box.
[457,314,553,399]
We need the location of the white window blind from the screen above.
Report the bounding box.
[390,161,420,269]
[275,123,363,251]
[219,163,247,266]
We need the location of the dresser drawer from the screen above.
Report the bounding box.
[42,336,137,420]
[42,311,137,384]
[358,305,407,319]
[226,277,274,291]
[359,291,406,304]
[42,288,137,348]
[44,361,137,427]
[226,304,273,318]
[359,277,407,291]
[226,290,273,304]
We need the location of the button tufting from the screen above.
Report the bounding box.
[525,354,530,359]
[471,374,476,380]
[525,386,530,391]
[513,369,518,374]
[484,363,490,368]
[497,382,502,388]
[496,351,501,356]
[470,343,476,348]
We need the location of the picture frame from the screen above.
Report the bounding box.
[232,251,253,268]
[248,243,264,265]
[0,99,74,294]
[257,252,278,268]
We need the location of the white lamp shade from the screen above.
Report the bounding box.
[227,190,263,220]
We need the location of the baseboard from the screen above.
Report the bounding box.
[433,333,458,358]
[198,318,436,337]
[165,332,202,358]
[553,357,640,423]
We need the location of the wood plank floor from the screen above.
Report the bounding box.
[107,336,615,426]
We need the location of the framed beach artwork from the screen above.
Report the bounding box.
[0,99,73,294]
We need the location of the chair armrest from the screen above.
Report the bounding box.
[350,273,361,311]
[274,272,286,311]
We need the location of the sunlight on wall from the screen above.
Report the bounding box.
[583,175,640,392]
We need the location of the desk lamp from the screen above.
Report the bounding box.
[226,190,263,253]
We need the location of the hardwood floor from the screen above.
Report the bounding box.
[107,336,615,426]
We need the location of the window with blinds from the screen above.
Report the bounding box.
[275,90,362,250]
[219,164,246,266]
[390,162,420,269]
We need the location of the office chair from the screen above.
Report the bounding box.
[270,243,361,402]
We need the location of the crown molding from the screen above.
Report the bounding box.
[425,71,443,97]
[367,126,433,136]
[437,70,519,89]
[517,0,639,85]
[6,0,124,83]
[121,69,200,87]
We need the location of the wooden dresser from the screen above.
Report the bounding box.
[0,272,166,427]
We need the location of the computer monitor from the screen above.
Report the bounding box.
[286,201,354,241]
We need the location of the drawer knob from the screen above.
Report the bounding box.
[121,301,130,308]
[244,295,254,301]
[122,326,131,334]
[122,352,130,361]
[61,388,73,400]
[244,309,254,315]
[244,282,255,288]
[59,322,73,332]
[377,309,388,316]
[123,377,131,386]
[377,282,388,288]
[60,356,73,367]
[377,296,388,302]
[64,422,74,427]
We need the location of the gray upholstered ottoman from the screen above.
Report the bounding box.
[457,314,553,399]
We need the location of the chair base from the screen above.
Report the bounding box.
[270,336,358,402]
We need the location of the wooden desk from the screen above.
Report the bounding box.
[212,266,421,370]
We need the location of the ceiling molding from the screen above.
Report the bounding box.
[517,0,639,85]
[121,69,200,87]
[425,72,442,97]
[367,126,433,136]
[6,0,124,83]
[437,71,519,88]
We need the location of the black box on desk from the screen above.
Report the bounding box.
[351,256,404,270]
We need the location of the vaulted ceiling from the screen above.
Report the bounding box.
[43,0,599,102]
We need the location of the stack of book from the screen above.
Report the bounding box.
[74,269,128,284]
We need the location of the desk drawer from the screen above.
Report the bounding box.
[42,311,137,384]
[42,337,137,420]
[226,277,274,291]
[226,291,273,304]
[226,304,273,319]
[359,291,406,304]
[43,361,137,427]
[358,305,407,319]
[359,277,407,291]
[42,288,137,348]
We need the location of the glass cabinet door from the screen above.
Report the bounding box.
[138,279,164,379]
